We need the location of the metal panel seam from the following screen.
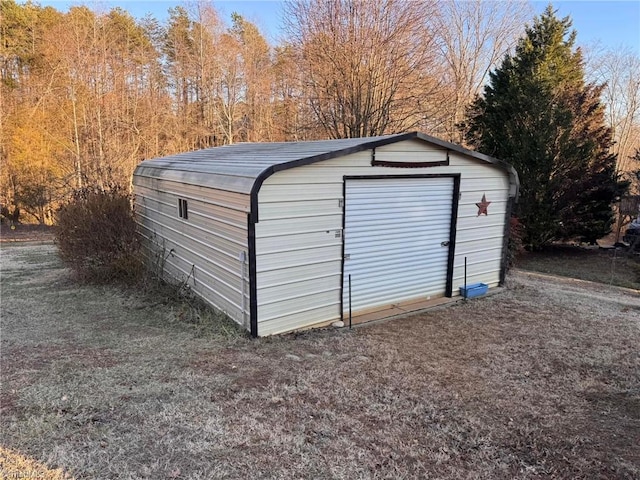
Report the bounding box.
[258,242,343,256]
[160,256,244,312]
[135,185,249,213]
[139,197,245,232]
[256,256,343,273]
[136,212,246,264]
[136,223,244,294]
[259,301,341,324]
[258,286,342,307]
[260,272,341,290]
[136,209,246,249]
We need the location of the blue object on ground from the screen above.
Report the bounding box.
[460,283,488,299]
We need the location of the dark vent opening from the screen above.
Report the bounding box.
[178,198,188,219]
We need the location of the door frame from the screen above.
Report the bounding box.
[340,174,461,320]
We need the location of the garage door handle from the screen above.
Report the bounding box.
[441,241,450,247]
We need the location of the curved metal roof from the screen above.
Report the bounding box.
[134,132,519,197]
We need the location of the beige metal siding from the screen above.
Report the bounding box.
[255,140,511,335]
[449,153,509,288]
[255,157,349,335]
[375,139,448,163]
[133,176,250,328]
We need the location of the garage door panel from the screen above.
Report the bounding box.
[347,248,445,264]
[346,218,451,235]
[348,209,452,222]
[354,284,445,305]
[349,267,449,291]
[346,201,452,211]
[346,235,444,250]
[343,176,455,314]
[346,248,450,270]
[348,197,452,205]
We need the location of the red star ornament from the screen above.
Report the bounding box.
[476,194,491,216]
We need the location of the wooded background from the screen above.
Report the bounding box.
[1,0,638,224]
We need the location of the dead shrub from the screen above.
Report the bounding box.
[55,184,142,283]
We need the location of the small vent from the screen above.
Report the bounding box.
[335,230,342,238]
[178,198,188,219]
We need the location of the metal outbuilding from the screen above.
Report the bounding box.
[133,132,519,337]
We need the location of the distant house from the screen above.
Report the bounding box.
[133,132,519,337]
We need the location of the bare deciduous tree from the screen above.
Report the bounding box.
[589,46,640,175]
[272,43,313,140]
[284,0,441,139]
[5,0,637,224]
[431,0,532,142]
[215,30,243,144]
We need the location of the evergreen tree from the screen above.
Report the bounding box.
[464,5,626,248]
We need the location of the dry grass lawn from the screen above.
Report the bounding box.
[0,446,70,479]
[1,242,639,479]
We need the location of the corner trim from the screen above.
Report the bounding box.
[339,177,347,322]
[445,175,461,297]
[249,133,419,222]
[247,212,258,337]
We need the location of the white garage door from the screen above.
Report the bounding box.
[343,176,455,314]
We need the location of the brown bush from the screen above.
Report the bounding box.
[55,184,142,283]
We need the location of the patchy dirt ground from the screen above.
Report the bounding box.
[0,224,55,243]
[516,244,640,290]
[1,242,639,479]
